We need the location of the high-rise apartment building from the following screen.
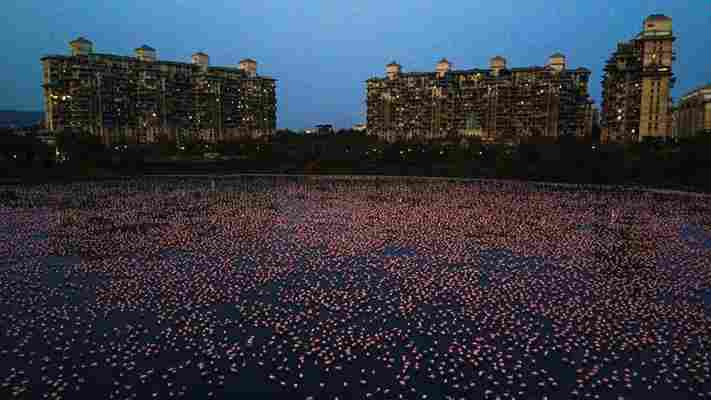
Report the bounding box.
[673,84,711,139]
[41,37,277,146]
[601,15,676,143]
[366,54,593,143]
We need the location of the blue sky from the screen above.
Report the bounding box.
[1,1,709,129]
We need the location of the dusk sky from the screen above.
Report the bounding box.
[1,1,709,130]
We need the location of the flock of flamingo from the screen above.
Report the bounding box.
[1,176,710,399]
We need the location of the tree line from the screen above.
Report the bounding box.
[1,127,710,192]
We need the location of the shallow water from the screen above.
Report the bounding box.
[680,224,711,250]
[1,178,710,399]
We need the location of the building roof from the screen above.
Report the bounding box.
[366,65,590,81]
[206,65,243,72]
[451,68,490,74]
[70,37,92,45]
[682,83,711,97]
[40,52,277,81]
[400,71,436,77]
[550,52,566,58]
[239,58,257,64]
[136,45,156,51]
[646,14,671,21]
[491,56,506,61]
[193,52,208,57]
[438,58,450,64]
[510,67,545,72]
[387,61,400,67]
[42,52,185,65]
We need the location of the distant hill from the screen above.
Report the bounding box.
[0,111,44,128]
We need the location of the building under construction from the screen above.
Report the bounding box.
[41,37,277,146]
[366,54,593,143]
[601,15,676,144]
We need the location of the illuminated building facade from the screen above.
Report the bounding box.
[673,84,711,139]
[366,54,592,143]
[601,15,676,143]
[41,37,277,146]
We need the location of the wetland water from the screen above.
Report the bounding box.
[1,177,710,399]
